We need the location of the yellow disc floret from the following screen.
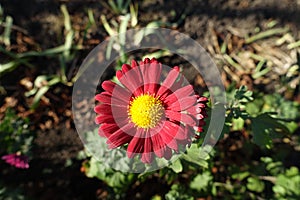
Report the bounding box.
[129,94,164,129]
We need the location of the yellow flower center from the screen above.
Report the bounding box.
[129,94,164,129]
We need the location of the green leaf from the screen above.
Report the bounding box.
[30,86,49,109]
[181,144,209,168]
[245,98,264,116]
[232,117,244,131]
[165,184,193,200]
[234,85,253,102]
[85,157,105,179]
[274,166,300,197]
[247,177,265,193]
[251,113,290,148]
[2,16,13,46]
[85,156,134,190]
[273,185,286,196]
[0,61,20,75]
[231,171,250,181]
[168,159,183,173]
[211,184,217,196]
[190,171,212,192]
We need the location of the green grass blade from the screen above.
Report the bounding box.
[245,27,289,44]
[2,16,13,46]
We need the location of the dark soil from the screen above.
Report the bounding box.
[0,0,299,199]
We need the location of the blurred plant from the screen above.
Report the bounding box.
[0,4,12,46]
[24,75,61,110]
[100,0,138,69]
[0,108,34,168]
[101,0,131,15]
[211,21,300,95]
[261,157,300,199]
[0,182,26,200]
[0,4,95,109]
[100,0,184,70]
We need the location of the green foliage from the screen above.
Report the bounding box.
[225,85,298,148]
[0,182,26,200]
[103,0,131,15]
[0,108,34,156]
[261,157,300,199]
[100,0,138,69]
[246,93,300,133]
[246,176,265,193]
[180,144,210,168]
[273,167,300,199]
[190,171,213,192]
[168,159,183,173]
[101,0,179,70]
[165,184,193,200]
[84,156,135,193]
[251,113,289,148]
[80,129,136,196]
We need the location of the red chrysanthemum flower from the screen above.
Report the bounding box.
[95,58,208,163]
[1,153,29,169]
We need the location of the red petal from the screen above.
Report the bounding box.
[141,137,153,163]
[197,96,208,102]
[95,93,127,107]
[186,105,202,115]
[164,121,187,140]
[157,67,180,97]
[94,104,112,114]
[143,61,162,93]
[112,86,132,102]
[106,124,133,148]
[143,58,150,64]
[95,115,116,124]
[117,66,144,95]
[131,60,138,68]
[165,110,196,126]
[167,96,197,111]
[164,85,194,105]
[95,104,127,116]
[121,64,132,73]
[95,93,111,104]
[170,75,184,91]
[151,134,166,158]
[101,80,116,93]
[160,128,178,151]
[127,129,144,158]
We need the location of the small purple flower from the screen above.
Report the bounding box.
[2,153,29,169]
